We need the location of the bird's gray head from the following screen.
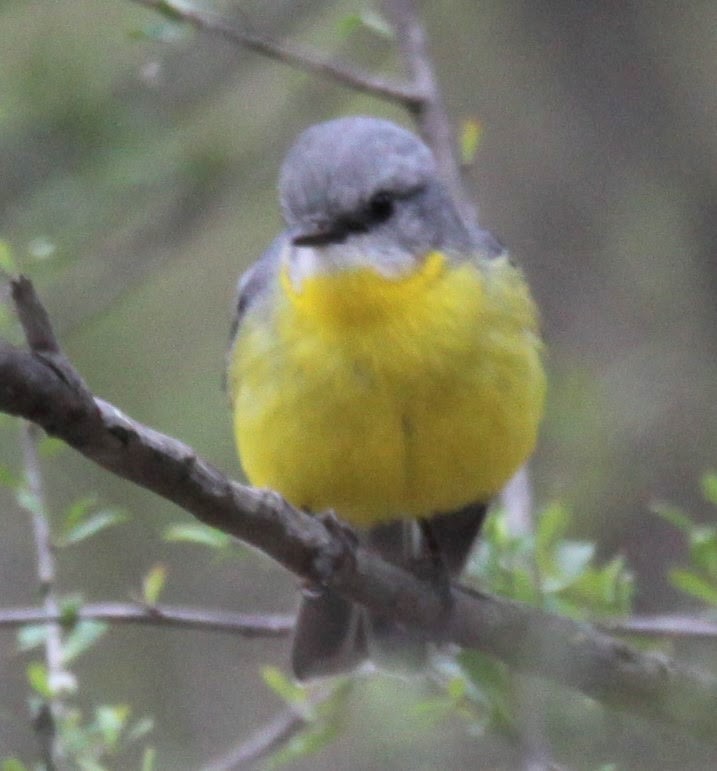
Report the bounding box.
[278,116,472,280]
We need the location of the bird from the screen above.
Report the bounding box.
[226,116,545,679]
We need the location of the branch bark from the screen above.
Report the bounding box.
[1,276,717,745]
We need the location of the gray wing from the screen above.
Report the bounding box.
[469,223,506,259]
[228,235,285,342]
[224,234,285,391]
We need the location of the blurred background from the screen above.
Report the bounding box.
[1,0,715,767]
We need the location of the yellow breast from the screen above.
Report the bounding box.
[228,251,545,528]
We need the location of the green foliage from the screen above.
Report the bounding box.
[1,760,29,771]
[410,661,506,738]
[0,239,18,274]
[701,470,717,506]
[5,444,150,768]
[0,463,20,489]
[468,502,634,618]
[58,703,154,769]
[653,471,717,606]
[142,563,168,605]
[62,621,109,665]
[262,666,309,712]
[163,521,232,550]
[262,678,351,770]
[26,661,52,699]
[337,8,393,39]
[403,502,635,752]
[57,495,128,547]
[460,118,483,166]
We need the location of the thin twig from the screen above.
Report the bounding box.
[603,614,717,640]
[0,602,293,637]
[380,0,475,226]
[202,682,338,771]
[201,707,307,771]
[500,469,549,769]
[19,422,66,770]
[130,0,422,108]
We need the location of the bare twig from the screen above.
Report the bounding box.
[130,0,422,108]
[19,422,66,770]
[2,277,717,744]
[0,602,293,637]
[380,0,475,225]
[603,614,717,640]
[201,705,306,771]
[202,682,338,770]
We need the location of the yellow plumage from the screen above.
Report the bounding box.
[228,251,545,528]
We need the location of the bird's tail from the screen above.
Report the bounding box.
[290,502,487,680]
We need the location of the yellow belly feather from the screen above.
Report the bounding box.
[229,252,545,528]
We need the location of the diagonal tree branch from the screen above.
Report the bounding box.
[1,276,717,745]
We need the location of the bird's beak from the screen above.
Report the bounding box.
[291,221,338,247]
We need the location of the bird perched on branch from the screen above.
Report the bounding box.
[227,116,545,678]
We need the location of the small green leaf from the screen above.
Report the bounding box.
[2,758,29,771]
[536,501,571,564]
[689,528,717,578]
[262,666,307,708]
[96,704,130,747]
[62,620,108,664]
[164,522,231,549]
[511,566,539,603]
[265,721,337,769]
[64,495,97,527]
[152,0,188,22]
[701,471,717,506]
[651,501,694,532]
[0,303,13,334]
[59,593,84,624]
[38,435,66,459]
[27,661,51,697]
[357,9,393,37]
[142,563,168,605]
[446,675,467,700]
[16,487,45,517]
[457,650,513,730]
[337,9,393,39]
[554,541,595,581]
[0,239,17,273]
[141,747,157,771]
[0,464,20,489]
[128,716,155,744]
[17,624,49,652]
[670,569,717,606]
[59,509,127,546]
[460,118,483,165]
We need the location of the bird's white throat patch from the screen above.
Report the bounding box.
[283,239,418,291]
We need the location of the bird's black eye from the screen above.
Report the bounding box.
[366,191,394,224]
